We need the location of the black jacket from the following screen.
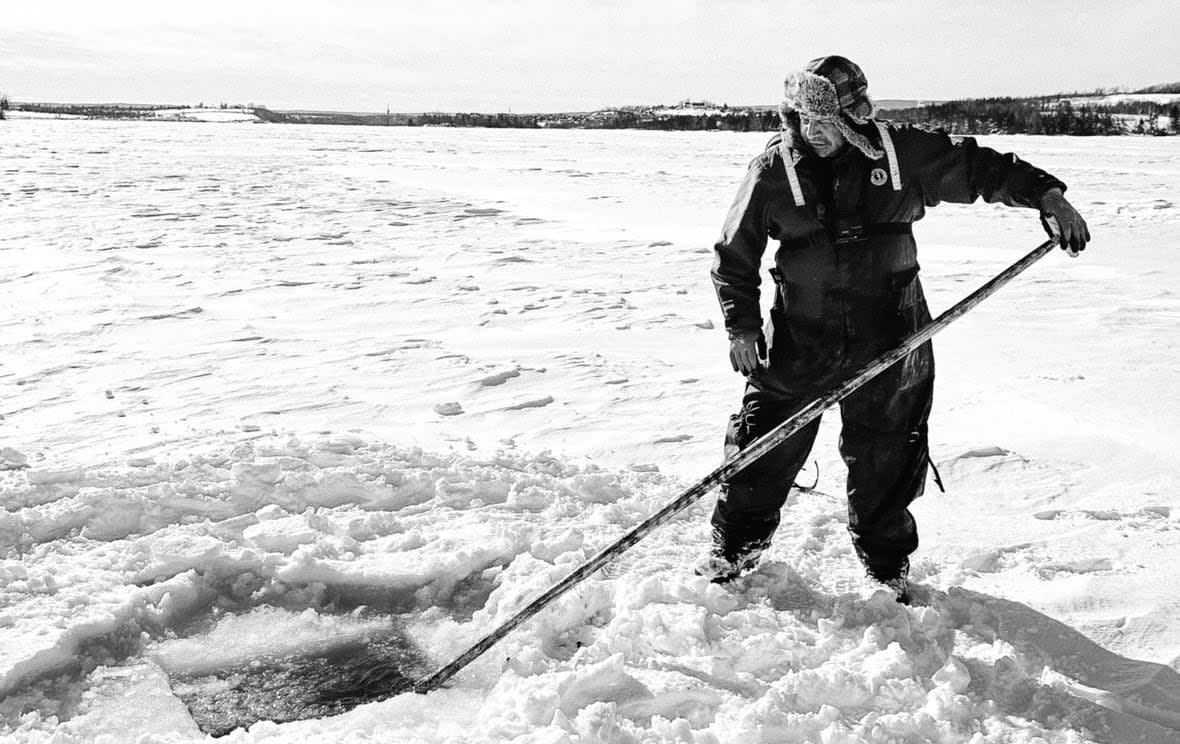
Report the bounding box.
[712,123,1066,348]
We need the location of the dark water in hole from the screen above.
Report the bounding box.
[170,630,425,737]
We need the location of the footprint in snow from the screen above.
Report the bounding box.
[1042,557,1114,574]
[504,396,553,411]
[0,447,29,470]
[1035,506,1170,522]
[434,402,464,416]
[957,445,1012,459]
[478,369,521,387]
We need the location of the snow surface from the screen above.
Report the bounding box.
[1,120,1179,743]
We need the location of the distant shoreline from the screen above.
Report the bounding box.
[4,93,1177,136]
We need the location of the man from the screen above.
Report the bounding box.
[701,56,1089,602]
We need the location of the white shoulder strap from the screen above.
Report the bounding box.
[873,121,902,191]
[778,141,806,207]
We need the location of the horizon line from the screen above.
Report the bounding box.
[7,84,1179,118]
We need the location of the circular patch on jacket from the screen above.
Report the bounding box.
[870,168,888,186]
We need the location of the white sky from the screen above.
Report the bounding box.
[2,0,1177,112]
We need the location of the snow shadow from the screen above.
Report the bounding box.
[941,587,1180,743]
[751,565,1180,742]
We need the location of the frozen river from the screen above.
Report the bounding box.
[2,120,1179,742]
[3,122,1176,473]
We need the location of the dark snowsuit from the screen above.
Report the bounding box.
[710,122,1065,580]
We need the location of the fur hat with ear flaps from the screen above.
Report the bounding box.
[779,55,884,159]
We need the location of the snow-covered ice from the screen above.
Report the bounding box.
[1,120,1179,742]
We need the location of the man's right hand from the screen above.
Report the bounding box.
[729,332,767,375]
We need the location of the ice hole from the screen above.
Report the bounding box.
[153,604,426,737]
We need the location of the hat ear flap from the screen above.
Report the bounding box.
[833,115,884,159]
[778,108,809,152]
[843,95,877,124]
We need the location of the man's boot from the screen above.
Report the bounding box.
[867,559,911,604]
[881,576,911,605]
[694,530,769,583]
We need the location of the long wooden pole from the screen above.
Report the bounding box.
[411,237,1059,694]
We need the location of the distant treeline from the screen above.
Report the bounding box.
[1134,82,1180,94]
[881,98,1180,136]
[254,108,395,126]
[536,110,784,131]
[7,85,1179,136]
[258,107,784,131]
[262,98,1178,136]
[10,102,255,119]
[12,102,179,118]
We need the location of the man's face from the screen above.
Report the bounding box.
[800,115,846,157]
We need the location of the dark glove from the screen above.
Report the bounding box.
[728,331,767,375]
[1039,188,1090,257]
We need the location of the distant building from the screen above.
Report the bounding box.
[676,99,720,110]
